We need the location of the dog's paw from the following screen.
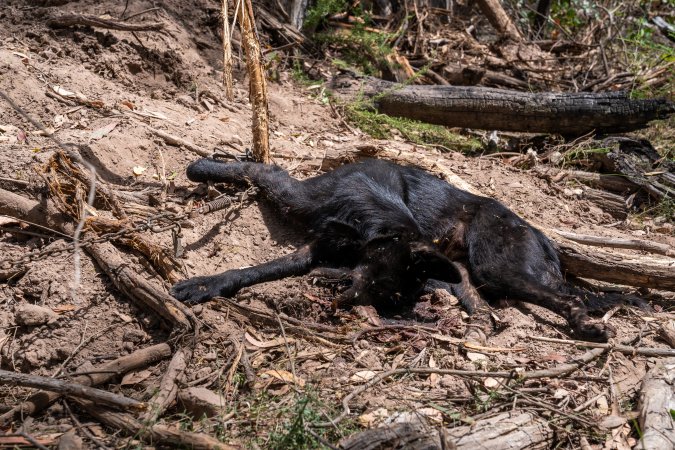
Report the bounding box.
[171,276,223,304]
[574,320,616,342]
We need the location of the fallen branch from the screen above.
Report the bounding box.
[75,400,235,450]
[0,343,171,425]
[339,411,553,450]
[0,369,144,411]
[316,347,606,427]
[530,335,675,357]
[634,358,675,450]
[555,230,675,257]
[47,14,164,31]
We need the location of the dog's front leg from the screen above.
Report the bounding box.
[172,245,316,304]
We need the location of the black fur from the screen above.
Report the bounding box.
[172,158,617,341]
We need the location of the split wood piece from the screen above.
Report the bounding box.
[536,167,640,195]
[0,188,190,329]
[75,399,235,450]
[555,230,675,257]
[316,347,606,427]
[0,343,171,425]
[257,7,306,47]
[581,187,628,220]
[0,369,144,411]
[339,411,553,450]
[238,0,271,163]
[659,321,675,348]
[329,74,674,134]
[529,336,675,357]
[46,14,164,31]
[148,127,211,157]
[142,347,188,423]
[555,237,675,291]
[221,0,234,100]
[325,145,675,291]
[442,63,531,90]
[634,358,675,450]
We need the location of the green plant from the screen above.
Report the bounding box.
[304,0,348,32]
[344,101,482,153]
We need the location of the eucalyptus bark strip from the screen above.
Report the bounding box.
[222,0,234,100]
[238,0,270,163]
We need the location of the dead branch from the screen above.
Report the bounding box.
[238,0,271,163]
[554,230,674,257]
[475,0,523,41]
[147,127,212,157]
[0,369,144,411]
[47,14,164,32]
[0,343,171,425]
[75,399,236,450]
[529,336,675,357]
[339,411,553,450]
[634,358,675,450]
[317,347,606,427]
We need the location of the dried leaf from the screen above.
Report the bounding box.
[350,370,377,383]
[245,332,294,349]
[90,121,119,140]
[132,166,147,176]
[259,369,306,387]
[358,407,389,427]
[121,369,152,386]
[52,304,77,314]
[542,352,567,363]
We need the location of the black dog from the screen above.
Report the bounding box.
[172,158,615,341]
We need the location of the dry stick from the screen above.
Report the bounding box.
[554,229,675,257]
[141,347,188,423]
[0,369,144,411]
[63,400,113,450]
[147,127,211,157]
[222,0,234,100]
[529,335,675,357]
[238,0,270,163]
[0,343,171,425]
[74,399,236,450]
[46,14,164,32]
[315,347,607,427]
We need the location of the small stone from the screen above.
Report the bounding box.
[203,351,217,361]
[14,304,57,326]
[177,387,226,418]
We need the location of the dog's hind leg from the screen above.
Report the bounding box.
[426,263,495,344]
[172,245,316,304]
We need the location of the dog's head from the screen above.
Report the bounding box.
[335,234,461,311]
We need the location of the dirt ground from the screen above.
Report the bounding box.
[0,0,673,449]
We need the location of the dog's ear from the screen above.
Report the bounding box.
[410,242,461,284]
[317,219,364,253]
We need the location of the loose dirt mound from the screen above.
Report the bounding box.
[1,1,673,449]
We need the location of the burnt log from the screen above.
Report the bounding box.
[330,74,674,135]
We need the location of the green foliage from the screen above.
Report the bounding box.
[315,27,395,76]
[304,0,348,32]
[345,102,482,152]
[550,0,601,34]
